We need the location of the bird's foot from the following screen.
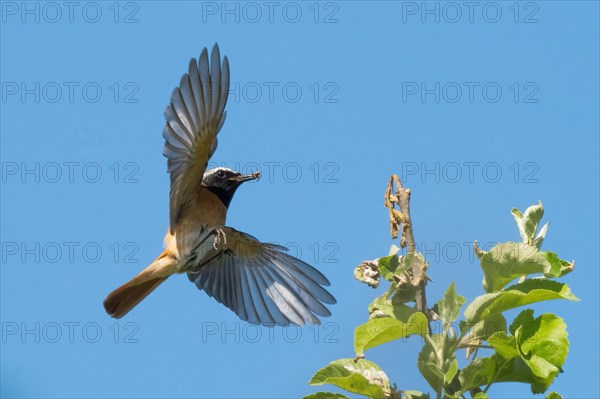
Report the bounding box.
[213,228,228,251]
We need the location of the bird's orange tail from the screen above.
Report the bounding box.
[103,277,167,318]
[103,251,177,318]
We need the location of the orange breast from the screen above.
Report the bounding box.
[164,187,228,260]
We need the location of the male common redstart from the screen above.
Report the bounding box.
[103,44,335,326]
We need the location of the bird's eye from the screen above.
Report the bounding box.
[216,170,225,178]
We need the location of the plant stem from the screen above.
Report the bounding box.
[459,344,493,349]
[386,175,431,334]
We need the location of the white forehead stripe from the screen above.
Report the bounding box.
[206,167,236,175]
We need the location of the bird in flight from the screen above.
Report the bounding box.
[103,44,335,326]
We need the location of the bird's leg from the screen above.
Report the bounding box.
[213,228,228,251]
[188,227,218,255]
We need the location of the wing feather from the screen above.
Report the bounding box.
[246,264,276,324]
[251,267,290,326]
[241,267,260,324]
[260,263,319,324]
[162,44,230,232]
[187,227,335,326]
[264,254,332,317]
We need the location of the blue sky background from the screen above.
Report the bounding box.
[1,1,598,398]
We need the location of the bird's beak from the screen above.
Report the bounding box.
[232,171,260,183]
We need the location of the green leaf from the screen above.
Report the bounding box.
[400,253,422,272]
[511,208,525,239]
[479,242,568,292]
[512,201,544,244]
[437,282,466,330]
[368,294,417,321]
[418,335,445,393]
[402,391,430,399]
[473,393,489,399]
[495,356,554,394]
[488,332,519,360]
[378,255,399,281]
[464,279,579,324]
[534,221,550,249]
[388,244,400,256]
[546,392,563,399]
[509,308,534,336]
[444,358,459,383]
[302,393,350,399]
[460,313,507,344]
[483,310,570,394]
[512,311,569,380]
[460,353,559,394]
[546,253,575,278]
[458,357,496,394]
[354,312,428,356]
[308,359,390,399]
[391,253,428,303]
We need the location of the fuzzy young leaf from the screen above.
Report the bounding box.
[378,255,399,281]
[479,242,570,292]
[534,221,550,248]
[464,279,579,324]
[437,282,466,330]
[302,393,350,399]
[355,312,428,356]
[512,202,544,243]
[308,359,390,399]
[389,244,400,256]
[472,393,489,399]
[418,335,446,393]
[546,392,563,399]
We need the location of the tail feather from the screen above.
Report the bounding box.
[103,250,177,318]
[103,277,167,318]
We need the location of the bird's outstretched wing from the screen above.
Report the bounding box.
[162,44,230,233]
[187,227,336,326]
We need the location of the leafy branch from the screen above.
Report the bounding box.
[305,175,577,399]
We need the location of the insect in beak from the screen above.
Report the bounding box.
[231,171,260,183]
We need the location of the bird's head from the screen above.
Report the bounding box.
[202,167,260,207]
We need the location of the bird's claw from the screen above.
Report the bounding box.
[213,228,228,251]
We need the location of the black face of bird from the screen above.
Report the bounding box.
[201,167,260,195]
